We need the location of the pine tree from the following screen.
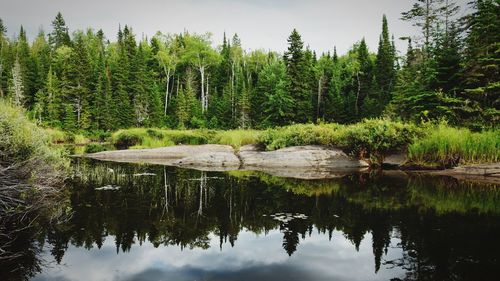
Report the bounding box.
[257,60,293,127]
[284,29,312,123]
[355,39,374,119]
[49,12,71,49]
[461,0,500,125]
[375,15,396,111]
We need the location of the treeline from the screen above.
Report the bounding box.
[0,0,498,132]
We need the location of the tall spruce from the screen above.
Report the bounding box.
[375,15,396,110]
[49,12,71,49]
[284,29,312,123]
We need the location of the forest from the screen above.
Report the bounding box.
[0,0,498,133]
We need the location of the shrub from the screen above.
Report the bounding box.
[84,143,107,154]
[258,124,342,150]
[112,130,144,149]
[337,119,420,165]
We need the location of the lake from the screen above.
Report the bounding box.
[2,158,499,281]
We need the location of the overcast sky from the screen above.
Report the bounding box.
[0,0,470,55]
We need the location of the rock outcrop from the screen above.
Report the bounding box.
[86,144,368,177]
[238,145,369,169]
[87,144,236,167]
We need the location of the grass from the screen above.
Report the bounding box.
[209,130,261,149]
[408,124,500,166]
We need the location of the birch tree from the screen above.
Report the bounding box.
[181,34,219,113]
[10,57,24,106]
[155,37,178,115]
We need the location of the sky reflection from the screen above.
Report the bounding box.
[33,229,404,281]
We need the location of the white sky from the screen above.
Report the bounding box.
[0,0,470,55]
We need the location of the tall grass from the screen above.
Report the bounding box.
[209,130,261,149]
[408,124,500,166]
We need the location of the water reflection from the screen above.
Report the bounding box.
[2,159,499,281]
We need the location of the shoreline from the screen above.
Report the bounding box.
[84,144,500,182]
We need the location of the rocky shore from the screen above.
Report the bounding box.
[86,144,499,181]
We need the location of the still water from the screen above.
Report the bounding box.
[2,159,500,281]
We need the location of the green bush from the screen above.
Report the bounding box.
[258,123,342,150]
[113,130,144,149]
[337,119,420,165]
[408,124,500,167]
[110,128,210,149]
[84,143,107,154]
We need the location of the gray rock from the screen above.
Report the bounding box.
[383,153,407,167]
[87,144,236,166]
[239,145,369,169]
[173,151,241,170]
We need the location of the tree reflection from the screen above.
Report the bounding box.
[2,159,499,280]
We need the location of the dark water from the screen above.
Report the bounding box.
[2,159,500,281]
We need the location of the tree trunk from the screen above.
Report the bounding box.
[317,76,323,122]
[355,71,361,116]
[164,68,170,115]
[200,66,206,113]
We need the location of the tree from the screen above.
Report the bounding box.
[181,33,219,113]
[9,56,24,106]
[284,29,312,123]
[155,35,178,115]
[461,0,500,126]
[355,39,374,118]
[49,12,71,49]
[401,0,446,52]
[256,60,293,127]
[375,15,396,110]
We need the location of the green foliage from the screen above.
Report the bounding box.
[0,99,67,171]
[44,127,67,143]
[209,130,261,149]
[112,129,144,149]
[337,119,420,165]
[258,123,342,151]
[110,128,209,149]
[84,143,107,154]
[258,120,419,166]
[408,124,500,166]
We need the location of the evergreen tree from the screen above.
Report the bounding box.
[461,0,500,126]
[284,29,312,123]
[49,12,71,49]
[375,15,396,111]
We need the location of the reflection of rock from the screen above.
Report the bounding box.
[430,163,500,184]
[133,173,156,177]
[95,185,120,191]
